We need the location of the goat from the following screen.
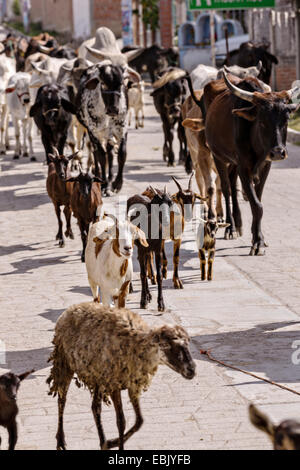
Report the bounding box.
[143,173,206,289]
[249,404,300,450]
[128,80,145,129]
[47,303,196,450]
[127,186,174,312]
[46,149,77,248]
[197,218,229,281]
[85,214,148,308]
[67,170,103,262]
[0,370,34,450]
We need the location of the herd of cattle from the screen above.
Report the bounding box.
[1,25,300,451]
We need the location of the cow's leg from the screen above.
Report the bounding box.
[27,118,36,161]
[67,118,76,154]
[214,157,237,239]
[0,104,8,154]
[41,135,54,165]
[239,166,265,256]
[173,239,183,289]
[177,120,187,164]
[54,203,65,247]
[58,134,67,158]
[229,165,243,236]
[140,106,144,128]
[90,135,107,191]
[162,119,175,167]
[78,220,89,262]
[199,248,207,281]
[64,205,74,240]
[215,174,224,223]
[13,118,21,159]
[255,161,271,202]
[135,109,139,129]
[155,249,165,312]
[128,108,132,127]
[112,133,127,193]
[22,118,29,157]
[138,246,149,309]
[107,141,114,183]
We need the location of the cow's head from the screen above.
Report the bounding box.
[29,84,75,124]
[237,42,278,85]
[152,68,187,122]
[6,76,31,106]
[224,71,300,162]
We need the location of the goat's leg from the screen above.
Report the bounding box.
[199,249,207,281]
[64,205,74,240]
[13,118,21,159]
[105,389,143,449]
[54,203,64,247]
[112,133,127,193]
[111,390,126,450]
[56,378,72,451]
[207,248,215,281]
[161,241,168,280]
[7,421,18,451]
[138,247,149,309]
[91,387,106,449]
[155,250,165,312]
[145,253,152,303]
[173,239,183,289]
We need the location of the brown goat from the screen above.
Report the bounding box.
[46,150,77,248]
[67,171,103,262]
[197,218,229,281]
[0,370,34,450]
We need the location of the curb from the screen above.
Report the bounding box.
[288,128,300,145]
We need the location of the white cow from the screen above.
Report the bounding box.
[6,73,34,160]
[0,55,16,154]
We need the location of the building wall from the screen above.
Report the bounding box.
[30,0,73,35]
[92,0,122,38]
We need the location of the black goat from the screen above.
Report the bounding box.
[0,370,34,450]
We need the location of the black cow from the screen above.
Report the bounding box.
[224,41,278,85]
[204,71,299,256]
[30,84,75,164]
[122,45,179,83]
[151,68,189,168]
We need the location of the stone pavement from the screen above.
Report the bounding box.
[1,90,300,450]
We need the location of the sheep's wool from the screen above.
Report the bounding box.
[48,303,160,403]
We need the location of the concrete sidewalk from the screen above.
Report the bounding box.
[0,90,300,450]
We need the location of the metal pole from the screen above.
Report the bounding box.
[210,9,216,67]
[296,0,300,80]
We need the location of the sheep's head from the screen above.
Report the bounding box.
[249,404,300,450]
[153,325,196,380]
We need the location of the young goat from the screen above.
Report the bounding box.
[144,173,205,289]
[47,303,196,450]
[0,370,34,450]
[128,80,145,129]
[46,148,78,248]
[85,214,148,308]
[67,170,103,262]
[249,404,300,450]
[127,186,174,312]
[197,218,229,281]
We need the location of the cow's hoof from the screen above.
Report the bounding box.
[250,244,266,256]
[65,230,74,240]
[58,240,65,248]
[162,268,168,280]
[23,152,29,158]
[81,254,85,263]
[30,156,37,162]
[13,154,20,160]
[0,149,5,155]
[140,301,148,310]
[104,189,113,197]
[236,227,243,237]
[217,216,225,224]
[158,302,165,313]
[167,162,176,168]
[173,279,184,289]
[224,228,237,240]
[151,277,157,285]
[129,282,134,294]
[146,292,152,303]
[112,179,123,193]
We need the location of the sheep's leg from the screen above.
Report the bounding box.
[105,389,143,449]
[173,239,183,289]
[54,203,65,248]
[7,420,18,451]
[155,250,165,312]
[91,387,106,449]
[111,390,126,450]
[199,249,207,281]
[161,241,168,280]
[207,248,215,281]
[56,380,72,451]
[64,205,74,240]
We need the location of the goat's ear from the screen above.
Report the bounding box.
[18,370,35,382]
[135,227,148,247]
[249,404,275,438]
[217,222,230,229]
[61,98,76,115]
[30,101,42,117]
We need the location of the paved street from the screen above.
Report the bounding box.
[1,89,300,450]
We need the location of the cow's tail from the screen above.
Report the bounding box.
[183,73,207,121]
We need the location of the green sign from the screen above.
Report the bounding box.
[189,0,275,9]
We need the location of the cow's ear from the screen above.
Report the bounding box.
[86,77,99,90]
[182,118,205,131]
[61,98,76,115]
[5,87,15,94]
[232,106,257,121]
[30,101,42,117]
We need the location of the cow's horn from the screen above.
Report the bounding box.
[257,60,262,72]
[124,47,145,63]
[172,176,183,193]
[286,85,300,102]
[188,171,195,191]
[223,70,254,103]
[39,45,53,54]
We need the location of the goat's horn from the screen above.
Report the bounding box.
[223,70,254,103]
[53,147,59,157]
[188,171,195,191]
[172,176,183,193]
[18,370,35,381]
[164,185,168,195]
[105,213,119,227]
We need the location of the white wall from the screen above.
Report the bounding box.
[72,0,91,39]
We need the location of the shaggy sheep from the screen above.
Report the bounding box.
[47,302,196,450]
